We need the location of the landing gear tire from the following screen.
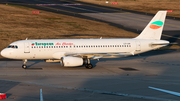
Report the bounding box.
[85,64,93,69]
[22,65,27,69]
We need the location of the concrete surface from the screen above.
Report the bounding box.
[0,50,180,101]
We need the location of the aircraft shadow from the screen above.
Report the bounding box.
[91,49,178,68]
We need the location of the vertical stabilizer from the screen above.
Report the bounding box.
[135,11,167,40]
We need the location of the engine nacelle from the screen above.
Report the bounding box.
[61,57,86,67]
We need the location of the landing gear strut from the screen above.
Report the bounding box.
[22,59,27,69]
[85,59,93,69]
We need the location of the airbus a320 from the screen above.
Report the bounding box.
[0,11,169,69]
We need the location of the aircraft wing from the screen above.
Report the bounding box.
[64,51,135,59]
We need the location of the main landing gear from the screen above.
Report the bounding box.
[85,59,93,69]
[85,64,93,69]
[22,59,27,69]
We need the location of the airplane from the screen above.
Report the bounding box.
[0,11,170,69]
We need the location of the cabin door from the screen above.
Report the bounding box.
[24,42,30,53]
[136,41,141,51]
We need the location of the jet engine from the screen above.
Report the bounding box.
[61,57,87,67]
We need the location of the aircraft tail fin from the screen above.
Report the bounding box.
[135,11,167,40]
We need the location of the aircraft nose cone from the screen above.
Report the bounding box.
[0,49,8,58]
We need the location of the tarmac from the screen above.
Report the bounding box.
[0,0,180,101]
[0,49,180,101]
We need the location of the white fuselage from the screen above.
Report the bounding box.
[1,38,169,60]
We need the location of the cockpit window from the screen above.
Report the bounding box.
[7,45,18,49]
